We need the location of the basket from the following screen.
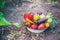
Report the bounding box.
[27,27,46,33]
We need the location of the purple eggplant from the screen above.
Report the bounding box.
[37,18,48,25]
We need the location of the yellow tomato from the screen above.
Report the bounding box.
[45,23,50,28]
[33,15,40,20]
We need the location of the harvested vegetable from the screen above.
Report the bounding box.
[33,15,40,21]
[38,23,46,30]
[37,18,47,25]
[45,23,50,28]
[25,18,35,24]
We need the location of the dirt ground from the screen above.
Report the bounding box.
[1,0,60,40]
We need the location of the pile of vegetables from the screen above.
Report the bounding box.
[24,12,56,30]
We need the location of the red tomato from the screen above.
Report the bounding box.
[38,23,45,30]
[24,13,29,19]
[28,14,34,20]
[30,24,38,29]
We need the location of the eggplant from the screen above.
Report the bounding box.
[37,18,48,25]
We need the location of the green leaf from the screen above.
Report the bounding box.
[0,0,6,9]
[13,23,21,28]
[33,20,37,23]
[0,18,12,26]
[0,12,21,27]
[0,12,12,26]
[50,19,57,29]
[46,12,52,18]
[0,12,4,18]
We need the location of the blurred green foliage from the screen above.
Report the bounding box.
[0,12,21,27]
[0,12,12,26]
[0,0,6,9]
[47,0,56,6]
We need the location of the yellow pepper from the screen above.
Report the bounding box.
[45,23,50,28]
[33,15,40,20]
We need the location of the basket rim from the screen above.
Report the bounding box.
[27,27,46,31]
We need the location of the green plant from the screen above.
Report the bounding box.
[0,12,12,26]
[0,12,21,27]
[0,0,6,9]
[46,0,56,6]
